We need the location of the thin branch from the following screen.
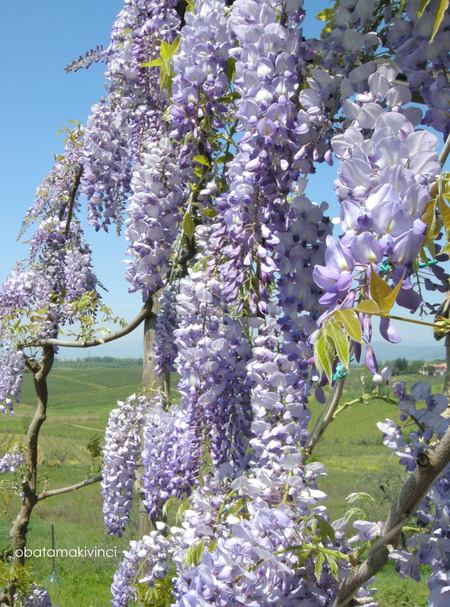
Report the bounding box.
[333,426,450,607]
[63,165,83,236]
[303,377,347,461]
[439,133,450,168]
[24,298,154,349]
[37,474,102,501]
[365,311,442,330]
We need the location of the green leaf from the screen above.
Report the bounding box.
[355,300,382,315]
[423,198,440,242]
[315,516,336,542]
[194,165,203,178]
[200,208,218,218]
[368,269,404,315]
[327,323,350,370]
[183,213,196,240]
[159,40,172,60]
[141,58,163,67]
[418,0,432,18]
[346,492,375,504]
[162,496,182,518]
[159,68,172,95]
[315,552,325,581]
[170,35,181,55]
[397,0,408,15]
[333,309,362,344]
[314,331,334,382]
[226,57,236,83]
[225,498,246,516]
[441,242,450,256]
[431,0,449,40]
[216,152,234,164]
[325,553,339,580]
[315,8,334,21]
[175,502,190,525]
[343,506,365,523]
[182,541,205,568]
[438,196,450,233]
[369,270,393,310]
[193,155,211,167]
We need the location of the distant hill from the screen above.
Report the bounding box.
[371,341,446,363]
[54,344,446,370]
[54,356,143,369]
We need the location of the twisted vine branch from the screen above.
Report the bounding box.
[333,427,450,607]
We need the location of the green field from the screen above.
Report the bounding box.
[0,366,441,606]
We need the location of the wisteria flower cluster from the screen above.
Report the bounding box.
[83,0,180,230]
[0,446,24,473]
[314,64,443,333]
[153,284,179,376]
[174,271,253,473]
[111,529,169,607]
[386,0,450,137]
[0,346,25,415]
[377,381,450,604]
[102,393,149,535]
[141,402,198,517]
[13,586,52,607]
[169,0,233,146]
[3,0,450,605]
[124,136,189,299]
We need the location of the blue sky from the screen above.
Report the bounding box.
[0,1,443,358]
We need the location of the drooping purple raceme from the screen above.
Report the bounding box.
[174,271,253,475]
[124,136,190,299]
[22,129,83,227]
[83,0,181,230]
[209,0,327,311]
[377,381,450,603]
[153,284,179,376]
[274,191,332,331]
[101,394,149,536]
[122,0,239,299]
[314,64,443,328]
[246,309,312,470]
[169,0,233,147]
[14,586,52,607]
[141,402,200,517]
[0,345,25,415]
[385,0,450,137]
[0,446,23,473]
[111,530,169,607]
[26,219,99,338]
[171,455,377,607]
[1,127,101,346]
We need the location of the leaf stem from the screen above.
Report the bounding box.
[369,311,442,330]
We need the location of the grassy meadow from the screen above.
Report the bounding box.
[0,365,443,606]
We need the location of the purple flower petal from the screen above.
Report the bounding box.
[351,232,384,264]
[380,317,402,343]
[365,344,378,374]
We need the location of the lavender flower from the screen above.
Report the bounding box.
[111,530,169,607]
[0,446,23,473]
[141,403,199,517]
[174,271,253,474]
[153,285,179,376]
[14,586,52,607]
[0,345,25,415]
[102,394,149,535]
[124,137,188,299]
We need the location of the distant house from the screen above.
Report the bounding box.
[420,363,447,376]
